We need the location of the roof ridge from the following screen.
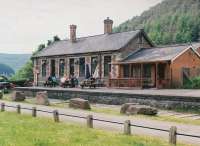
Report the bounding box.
[62,29,142,41]
[33,29,144,58]
[156,43,192,48]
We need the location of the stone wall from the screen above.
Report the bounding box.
[16,87,200,110]
[34,52,117,86]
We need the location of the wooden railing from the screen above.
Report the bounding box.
[109,78,144,87]
[109,78,141,87]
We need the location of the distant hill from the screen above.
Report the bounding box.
[0,54,31,72]
[0,63,15,76]
[113,0,200,45]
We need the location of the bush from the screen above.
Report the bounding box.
[9,79,27,87]
[10,60,33,81]
[183,76,200,89]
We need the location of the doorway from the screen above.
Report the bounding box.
[182,67,191,86]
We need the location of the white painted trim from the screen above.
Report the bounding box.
[191,47,200,58]
[171,47,191,63]
[171,46,200,63]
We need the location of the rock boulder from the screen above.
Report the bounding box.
[69,98,91,110]
[12,91,25,101]
[121,103,157,116]
[36,91,50,106]
[120,103,139,114]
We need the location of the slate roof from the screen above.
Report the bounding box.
[191,42,200,50]
[34,30,144,57]
[121,44,191,63]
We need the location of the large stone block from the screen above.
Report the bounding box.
[36,91,50,106]
[121,103,157,116]
[120,103,138,114]
[0,91,3,99]
[12,91,25,101]
[69,98,91,110]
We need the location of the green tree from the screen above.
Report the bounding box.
[32,44,45,56]
[113,0,200,45]
[11,35,61,81]
[47,40,52,46]
[53,35,61,42]
[10,60,33,81]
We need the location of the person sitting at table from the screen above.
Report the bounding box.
[51,75,57,87]
[60,74,68,87]
[44,76,53,87]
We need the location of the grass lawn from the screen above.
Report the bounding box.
[3,93,200,126]
[0,112,191,146]
[49,101,200,126]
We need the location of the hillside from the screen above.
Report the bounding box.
[0,63,15,76]
[0,54,31,72]
[113,0,200,45]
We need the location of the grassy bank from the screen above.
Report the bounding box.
[2,93,200,126]
[0,112,191,146]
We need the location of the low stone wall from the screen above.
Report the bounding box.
[15,87,200,110]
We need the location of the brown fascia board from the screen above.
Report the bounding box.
[32,50,119,59]
[112,60,170,65]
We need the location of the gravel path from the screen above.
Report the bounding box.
[1,100,200,146]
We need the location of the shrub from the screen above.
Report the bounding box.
[183,76,200,89]
[9,79,28,87]
[10,60,33,81]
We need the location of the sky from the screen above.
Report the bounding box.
[0,0,162,54]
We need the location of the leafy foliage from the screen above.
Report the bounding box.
[32,44,45,56]
[10,60,33,81]
[47,40,52,46]
[183,76,200,89]
[113,0,200,45]
[11,35,61,81]
[53,35,61,42]
[0,75,8,82]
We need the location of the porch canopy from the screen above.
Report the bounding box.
[110,45,192,88]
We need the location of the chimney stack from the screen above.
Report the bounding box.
[104,17,113,34]
[70,24,77,42]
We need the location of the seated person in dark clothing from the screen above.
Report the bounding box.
[70,77,75,88]
[48,76,52,81]
[90,77,95,83]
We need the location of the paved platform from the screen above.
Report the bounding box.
[16,86,200,98]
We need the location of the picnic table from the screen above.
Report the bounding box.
[80,78,104,89]
[44,76,58,87]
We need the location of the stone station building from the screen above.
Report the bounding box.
[32,17,200,88]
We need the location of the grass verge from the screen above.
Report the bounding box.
[3,93,200,126]
[0,112,192,146]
